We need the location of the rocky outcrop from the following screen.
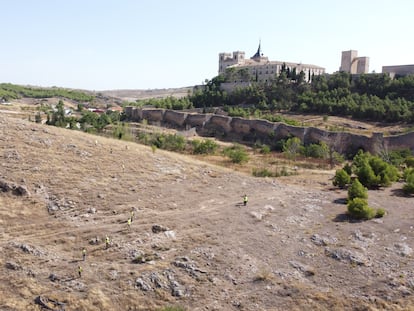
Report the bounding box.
[125,108,414,154]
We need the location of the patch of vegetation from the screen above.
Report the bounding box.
[191,139,219,155]
[0,83,94,102]
[132,252,159,264]
[352,151,400,189]
[403,170,414,195]
[253,269,273,282]
[252,167,296,178]
[347,179,368,201]
[333,168,351,188]
[223,144,249,164]
[347,197,376,220]
[189,72,414,123]
[131,96,193,110]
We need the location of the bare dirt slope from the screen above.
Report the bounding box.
[1,114,414,311]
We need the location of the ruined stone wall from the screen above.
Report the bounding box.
[125,107,414,154]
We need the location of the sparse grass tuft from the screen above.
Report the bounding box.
[253,268,273,282]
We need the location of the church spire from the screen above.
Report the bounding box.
[251,40,262,60]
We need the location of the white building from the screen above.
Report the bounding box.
[218,43,325,84]
[382,64,414,78]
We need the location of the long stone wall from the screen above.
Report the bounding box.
[124,107,414,154]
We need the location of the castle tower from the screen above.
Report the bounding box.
[218,51,245,74]
[340,50,358,73]
[340,50,369,74]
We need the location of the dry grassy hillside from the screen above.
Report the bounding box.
[1,114,414,311]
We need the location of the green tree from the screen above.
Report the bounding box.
[403,171,414,195]
[347,197,376,220]
[333,169,351,188]
[348,178,368,201]
[47,100,66,127]
[223,145,249,164]
[192,139,218,154]
[283,137,303,161]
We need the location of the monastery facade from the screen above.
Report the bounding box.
[218,44,325,83]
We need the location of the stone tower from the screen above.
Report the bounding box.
[218,51,246,74]
[340,50,369,74]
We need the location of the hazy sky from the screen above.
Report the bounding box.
[1,0,413,90]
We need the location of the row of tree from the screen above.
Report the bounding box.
[0,83,94,102]
[188,72,414,123]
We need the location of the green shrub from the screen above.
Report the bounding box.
[252,168,273,177]
[151,133,186,152]
[348,179,368,201]
[343,163,353,175]
[260,144,271,154]
[192,139,218,155]
[302,142,329,159]
[403,171,414,195]
[353,151,399,188]
[403,168,414,181]
[405,156,414,168]
[252,167,295,177]
[333,168,351,188]
[223,145,249,164]
[283,137,303,161]
[376,208,386,218]
[347,198,376,220]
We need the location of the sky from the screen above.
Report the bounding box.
[1,0,413,91]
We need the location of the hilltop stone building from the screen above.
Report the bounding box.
[340,50,369,74]
[382,64,414,78]
[218,43,325,84]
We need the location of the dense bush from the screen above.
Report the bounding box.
[150,133,186,152]
[252,167,293,177]
[0,83,94,102]
[405,156,414,168]
[348,179,368,201]
[302,142,329,159]
[403,171,414,195]
[223,145,249,164]
[333,168,351,188]
[283,137,303,160]
[347,197,376,220]
[188,73,414,123]
[191,139,218,154]
[352,151,400,189]
[134,96,193,110]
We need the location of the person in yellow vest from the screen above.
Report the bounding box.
[243,194,248,206]
[82,248,86,261]
[78,265,82,278]
[127,217,132,229]
[105,236,110,249]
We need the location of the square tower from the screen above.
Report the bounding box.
[340,50,358,73]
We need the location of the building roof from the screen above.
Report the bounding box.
[251,41,262,60]
[228,59,325,70]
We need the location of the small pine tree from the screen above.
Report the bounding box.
[348,179,368,201]
[333,169,351,188]
[347,197,376,220]
[403,171,414,195]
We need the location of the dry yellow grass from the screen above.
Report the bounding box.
[1,112,414,311]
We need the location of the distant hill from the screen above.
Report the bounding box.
[99,87,193,101]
